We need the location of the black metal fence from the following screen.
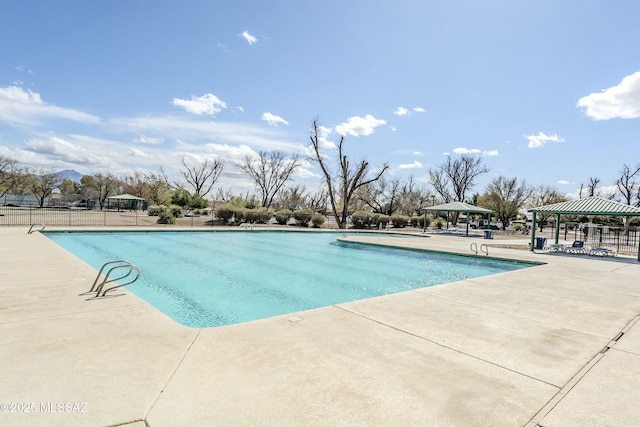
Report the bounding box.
[0,205,214,227]
[562,225,639,256]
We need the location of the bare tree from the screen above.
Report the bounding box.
[240,151,300,209]
[529,185,566,231]
[309,119,389,229]
[397,177,434,216]
[580,177,600,198]
[0,155,21,199]
[616,163,640,207]
[481,176,534,230]
[274,185,307,211]
[357,177,402,215]
[428,155,489,203]
[80,174,123,209]
[27,170,61,207]
[306,188,329,215]
[176,156,224,198]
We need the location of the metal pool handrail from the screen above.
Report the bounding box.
[28,223,45,234]
[470,242,489,256]
[83,260,140,299]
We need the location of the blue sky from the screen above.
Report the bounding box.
[1,1,639,199]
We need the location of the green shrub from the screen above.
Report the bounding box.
[157,210,176,224]
[433,218,445,229]
[215,204,235,223]
[243,208,271,224]
[409,216,420,227]
[233,208,246,224]
[351,211,372,229]
[170,206,184,218]
[292,208,314,227]
[147,205,165,216]
[390,214,409,228]
[417,216,431,228]
[275,209,292,225]
[311,213,325,228]
[377,214,390,228]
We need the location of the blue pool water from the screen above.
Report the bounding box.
[45,231,532,328]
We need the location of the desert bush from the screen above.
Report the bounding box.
[351,211,372,229]
[170,206,184,218]
[233,208,246,224]
[311,213,325,228]
[244,208,271,224]
[390,214,409,228]
[433,218,445,229]
[157,210,176,224]
[215,204,235,223]
[417,215,431,228]
[292,208,314,227]
[275,209,292,225]
[147,205,165,216]
[375,214,390,228]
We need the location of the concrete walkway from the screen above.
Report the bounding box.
[1,227,639,426]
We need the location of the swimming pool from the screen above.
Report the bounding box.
[45,231,532,327]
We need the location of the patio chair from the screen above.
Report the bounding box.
[564,240,590,255]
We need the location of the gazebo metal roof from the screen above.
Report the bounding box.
[107,194,145,201]
[528,196,640,216]
[423,201,493,214]
[422,201,494,235]
[528,196,640,261]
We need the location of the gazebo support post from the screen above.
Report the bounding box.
[530,212,537,251]
[422,209,427,233]
[554,213,561,244]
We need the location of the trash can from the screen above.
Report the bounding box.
[535,237,547,250]
[484,230,494,239]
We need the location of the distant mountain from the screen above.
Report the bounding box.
[57,169,84,183]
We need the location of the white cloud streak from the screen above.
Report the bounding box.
[577,71,640,120]
[261,112,288,126]
[172,93,227,116]
[398,161,423,169]
[240,31,258,45]
[0,85,100,126]
[335,114,386,137]
[525,132,564,148]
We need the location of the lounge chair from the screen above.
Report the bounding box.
[564,240,590,254]
[589,247,617,257]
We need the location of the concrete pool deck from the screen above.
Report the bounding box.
[1,227,639,426]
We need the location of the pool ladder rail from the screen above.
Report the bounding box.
[28,223,45,234]
[470,242,489,256]
[82,260,140,299]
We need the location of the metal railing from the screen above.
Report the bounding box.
[0,204,214,227]
[82,260,140,299]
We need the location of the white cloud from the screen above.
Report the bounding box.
[483,150,499,156]
[261,112,289,126]
[394,107,409,116]
[398,161,423,169]
[525,132,564,148]
[413,107,425,113]
[24,135,115,167]
[134,134,164,144]
[0,85,100,126]
[557,180,570,185]
[239,30,258,45]
[412,151,423,156]
[335,114,386,137]
[577,71,640,120]
[129,147,154,158]
[172,93,227,116]
[452,147,481,154]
